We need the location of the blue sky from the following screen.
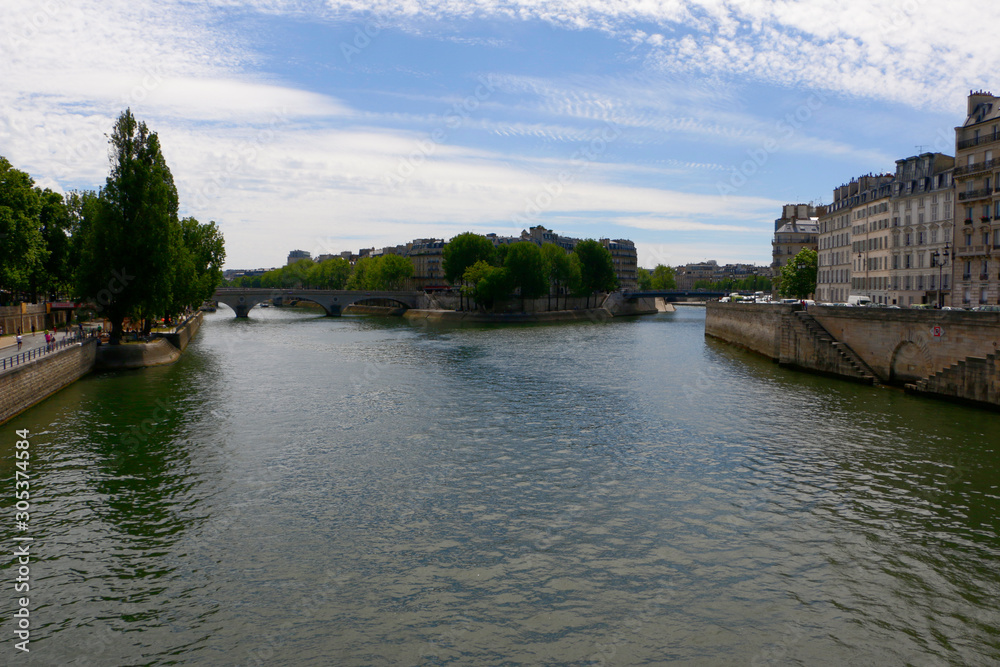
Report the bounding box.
[2,0,994,269]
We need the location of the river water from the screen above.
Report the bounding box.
[2,306,999,666]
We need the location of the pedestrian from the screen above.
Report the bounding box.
[16,334,22,350]
[31,323,36,336]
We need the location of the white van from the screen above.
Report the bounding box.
[847,295,871,306]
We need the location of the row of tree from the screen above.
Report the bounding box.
[692,275,773,292]
[0,109,226,344]
[441,233,618,311]
[636,265,678,291]
[228,253,414,291]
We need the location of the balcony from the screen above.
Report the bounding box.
[954,158,999,177]
[958,133,1000,150]
[956,244,989,258]
[958,188,994,201]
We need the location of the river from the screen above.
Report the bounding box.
[2,305,999,665]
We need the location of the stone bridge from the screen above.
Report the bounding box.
[213,288,423,317]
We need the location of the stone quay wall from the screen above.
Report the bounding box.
[706,302,1000,409]
[0,338,98,425]
[704,302,786,360]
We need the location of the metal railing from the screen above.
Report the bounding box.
[1,333,89,372]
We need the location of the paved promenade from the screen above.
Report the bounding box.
[1,330,80,369]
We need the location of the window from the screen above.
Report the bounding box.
[964,260,972,280]
[931,229,938,244]
[905,254,912,268]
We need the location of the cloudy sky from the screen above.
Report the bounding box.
[2,0,996,269]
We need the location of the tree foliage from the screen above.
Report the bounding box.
[0,157,46,297]
[73,110,225,341]
[692,276,772,292]
[462,260,509,311]
[778,248,818,298]
[504,241,548,306]
[649,264,677,290]
[442,232,495,284]
[574,239,618,296]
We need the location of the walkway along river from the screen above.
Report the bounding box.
[1,306,998,664]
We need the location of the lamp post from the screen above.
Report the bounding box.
[857,251,869,301]
[932,242,950,308]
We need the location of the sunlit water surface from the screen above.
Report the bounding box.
[2,306,999,665]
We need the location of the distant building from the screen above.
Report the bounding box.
[772,203,823,277]
[286,249,311,266]
[601,238,638,290]
[406,238,446,289]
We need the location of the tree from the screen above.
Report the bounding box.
[34,188,72,298]
[76,109,180,343]
[636,267,652,291]
[347,256,372,290]
[778,248,818,298]
[0,157,46,299]
[169,217,225,314]
[504,241,547,311]
[442,232,495,310]
[574,239,617,307]
[308,257,352,290]
[649,264,677,290]
[541,242,579,310]
[463,260,509,311]
[373,253,414,290]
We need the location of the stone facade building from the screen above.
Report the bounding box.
[889,153,954,306]
[953,91,1000,308]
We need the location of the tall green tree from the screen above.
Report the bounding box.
[442,232,495,310]
[778,248,818,299]
[33,188,73,298]
[168,217,226,315]
[574,239,617,307]
[308,257,352,290]
[463,260,509,311]
[505,241,547,311]
[649,264,677,290]
[0,157,46,299]
[77,109,180,343]
[373,253,414,290]
[541,242,580,310]
[636,267,652,291]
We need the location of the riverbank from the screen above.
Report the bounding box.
[705,301,1000,409]
[94,311,203,370]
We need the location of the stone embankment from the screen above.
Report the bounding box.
[2,312,204,424]
[95,311,203,370]
[0,338,98,425]
[706,302,1000,409]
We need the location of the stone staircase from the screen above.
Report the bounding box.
[906,352,998,405]
[787,311,878,385]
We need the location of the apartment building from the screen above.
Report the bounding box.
[818,185,860,303]
[889,153,955,306]
[953,91,1000,307]
[850,176,894,304]
[772,205,821,277]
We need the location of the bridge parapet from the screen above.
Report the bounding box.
[212,288,423,317]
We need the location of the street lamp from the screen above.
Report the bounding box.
[932,242,950,308]
[857,251,869,300]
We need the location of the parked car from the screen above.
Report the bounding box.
[972,304,1000,312]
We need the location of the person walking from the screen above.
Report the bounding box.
[16,333,23,350]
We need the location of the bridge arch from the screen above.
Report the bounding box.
[889,339,933,385]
